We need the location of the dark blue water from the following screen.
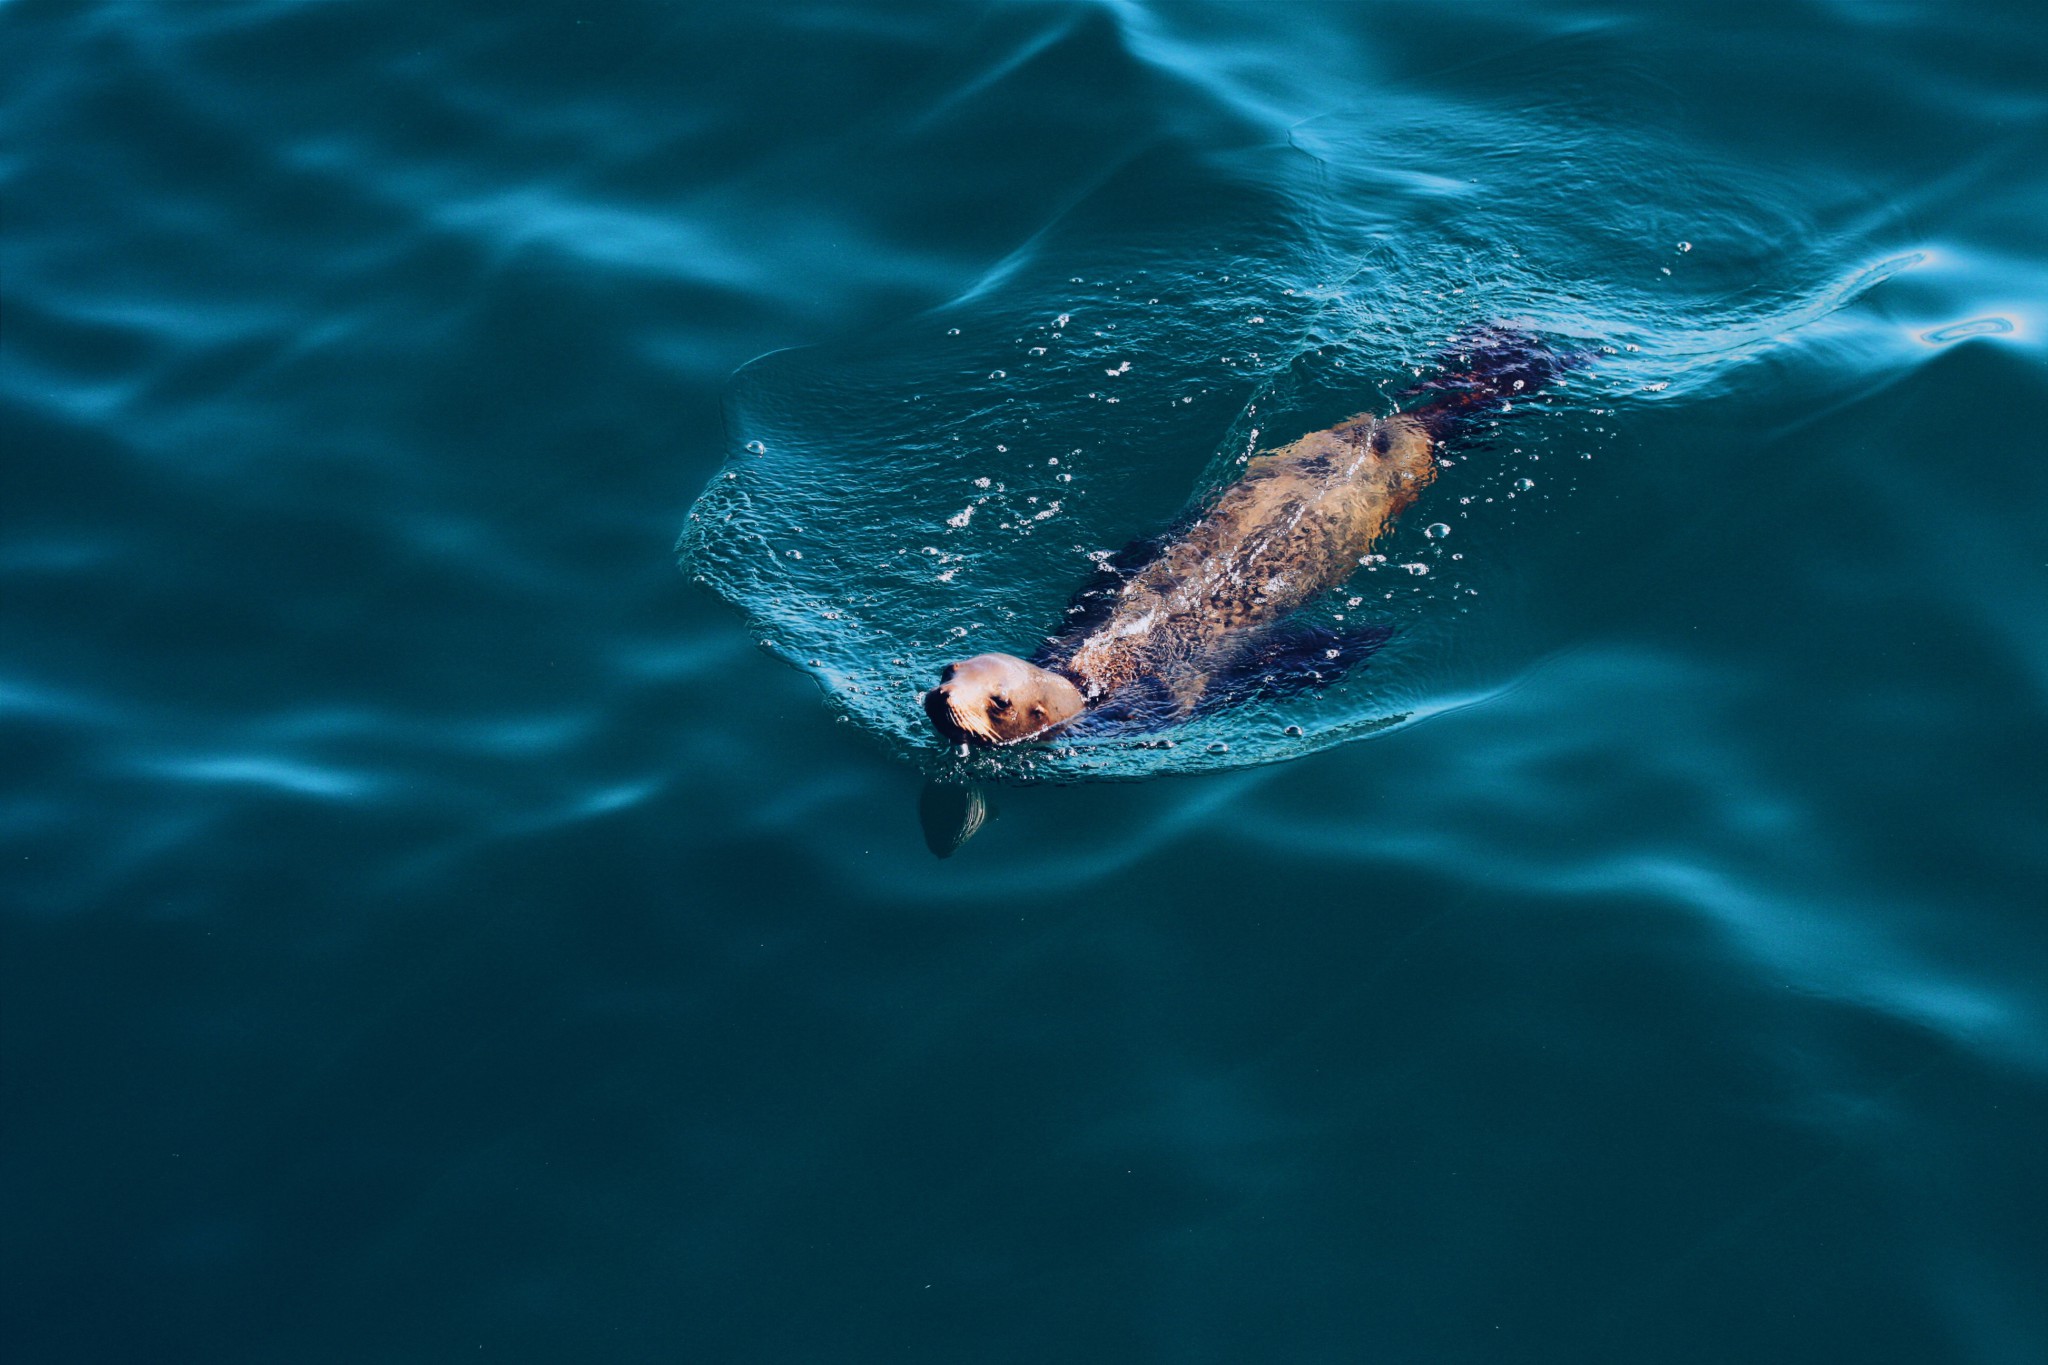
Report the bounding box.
[5,3,2046,1362]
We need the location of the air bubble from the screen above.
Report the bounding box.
[1425,523,1451,540]
[744,440,766,454]
[1207,742,1229,754]
[1514,477,1536,491]
[1283,725,1303,737]
[1402,563,1429,576]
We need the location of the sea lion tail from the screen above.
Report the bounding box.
[1407,327,1585,441]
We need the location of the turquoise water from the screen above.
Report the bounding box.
[5,3,2047,1361]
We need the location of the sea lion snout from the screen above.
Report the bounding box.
[923,652,1085,746]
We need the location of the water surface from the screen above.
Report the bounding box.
[4,3,2046,1362]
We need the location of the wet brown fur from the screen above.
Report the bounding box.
[1054,411,1435,714]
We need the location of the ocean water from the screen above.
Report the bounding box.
[4,2,2046,1361]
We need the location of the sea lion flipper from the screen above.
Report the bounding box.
[1405,327,1589,441]
[917,780,993,858]
[1206,617,1395,709]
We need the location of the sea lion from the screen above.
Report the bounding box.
[922,331,1569,747]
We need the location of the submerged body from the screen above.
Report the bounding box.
[924,410,1436,746]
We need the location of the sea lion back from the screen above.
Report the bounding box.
[1055,413,1434,707]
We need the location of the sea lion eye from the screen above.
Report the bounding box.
[989,695,1011,712]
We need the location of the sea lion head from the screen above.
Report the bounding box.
[923,653,1085,746]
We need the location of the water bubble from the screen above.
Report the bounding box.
[946,328,960,336]
[1283,725,1303,738]
[1425,523,1451,540]
[1402,563,1429,576]
[1207,742,1229,754]
[786,549,803,559]
[989,370,1006,380]
[744,440,766,454]
[1514,477,1536,491]
[1677,241,1692,252]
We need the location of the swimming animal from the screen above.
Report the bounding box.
[922,331,1571,747]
